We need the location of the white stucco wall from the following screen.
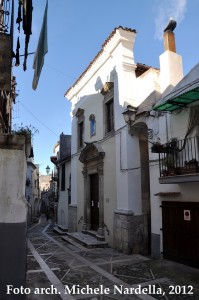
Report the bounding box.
[0,135,28,223]
[101,136,116,245]
[115,128,142,214]
[159,51,183,95]
[136,69,160,105]
[170,108,189,140]
[76,159,84,231]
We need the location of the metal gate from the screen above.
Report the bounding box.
[162,201,199,268]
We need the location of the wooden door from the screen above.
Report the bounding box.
[162,201,199,268]
[90,174,99,231]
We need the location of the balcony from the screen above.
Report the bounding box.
[152,136,199,183]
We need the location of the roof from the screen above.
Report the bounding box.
[135,63,159,77]
[153,63,199,111]
[27,160,37,169]
[50,156,57,165]
[56,154,71,165]
[64,26,136,97]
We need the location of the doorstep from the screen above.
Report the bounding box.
[64,231,108,249]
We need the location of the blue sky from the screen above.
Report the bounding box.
[13,0,199,174]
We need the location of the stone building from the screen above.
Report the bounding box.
[26,158,40,223]
[39,174,51,191]
[51,133,71,227]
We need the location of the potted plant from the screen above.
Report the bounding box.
[12,124,39,143]
[11,124,39,157]
[162,155,176,176]
[184,159,199,174]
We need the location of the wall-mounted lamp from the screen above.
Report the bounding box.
[122,105,137,131]
[46,165,50,175]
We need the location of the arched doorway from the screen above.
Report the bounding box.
[79,142,105,240]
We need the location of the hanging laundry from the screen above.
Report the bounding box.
[23,34,30,71]
[22,0,33,36]
[22,0,33,71]
[16,0,22,32]
[15,0,33,70]
[15,37,20,66]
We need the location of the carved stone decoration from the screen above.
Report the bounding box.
[79,142,105,163]
[75,108,84,118]
[79,142,105,240]
[100,82,114,96]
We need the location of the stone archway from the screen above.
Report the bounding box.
[79,142,105,240]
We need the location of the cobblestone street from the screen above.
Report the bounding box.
[26,217,199,300]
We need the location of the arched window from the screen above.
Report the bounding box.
[89,114,96,137]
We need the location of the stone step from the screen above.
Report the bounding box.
[53,226,68,235]
[65,232,108,249]
[62,235,88,251]
[82,229,106,241]
[58,225,68,232]
[82,229,98,238]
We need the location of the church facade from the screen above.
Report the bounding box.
[65,27,161,254]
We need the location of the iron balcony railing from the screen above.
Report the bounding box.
[0,0,13,34]
[152,136,199,177]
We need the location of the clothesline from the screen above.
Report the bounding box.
[19,52,35,57]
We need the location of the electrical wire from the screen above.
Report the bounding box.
[45,64,77,80]
[19,101,59,137]
[17,100,162,170]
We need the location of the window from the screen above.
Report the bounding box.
[68,173,71,205]
[75,108,85,149]
[78,121,84,148]
[89,114,96,136]
[106,99,114,133]
[101,82,114,135]
[61,163,65,191]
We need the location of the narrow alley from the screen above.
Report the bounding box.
[25,216,199,300]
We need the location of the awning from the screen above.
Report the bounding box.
[153,86,199,111]
[153,63,199,111]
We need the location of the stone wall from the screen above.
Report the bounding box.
[151,233,161,259]
[68,204,77,232]
[113,210,149,255]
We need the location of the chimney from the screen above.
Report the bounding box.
[159,30,183,95]
[164,31,176,52]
